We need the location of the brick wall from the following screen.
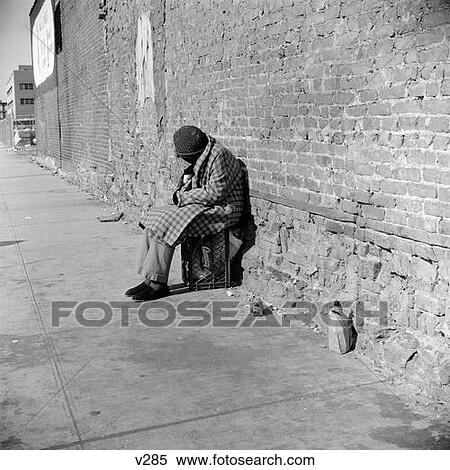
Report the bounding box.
[57,0,111,191]
[35,86,60,166]
[33,0,111,192]
[33,0,450,390]
[13,68,35,119]
[32,0,61,170]
[162,0,450,251]
[103,0,173,218]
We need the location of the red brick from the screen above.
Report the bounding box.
[442,80,450,96]
[398,116,418,130]
[415,30,445,47]
[361,205,385,221]
[423,168,450,185]
[359,90,378,102]
[370,193,396,208]
[439,188,450,202]
[385,209,408,225]
[379,85,405,100]
[407,183,437,199]
[392,101,422,114]
[396,167,421,182]
[418,46,448,64]
[368,102,392,116]
[381,180,407,195]
[347,105,367,116]
[407,84,426,98]
[408,214,438,233]
[395,196,423,213]
[428,117,450,133]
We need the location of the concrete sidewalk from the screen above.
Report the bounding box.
[0,147,448,450]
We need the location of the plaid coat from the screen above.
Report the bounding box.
[141,137,244,247]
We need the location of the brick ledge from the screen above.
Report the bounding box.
[250,189,450,250]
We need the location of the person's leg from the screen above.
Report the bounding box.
[125,229,151,296]
[141,237,175,285]
[131,236,174,300]
[127,229,174,297]
[136,228,151,275]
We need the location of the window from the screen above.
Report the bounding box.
[20,98,34,105]
[14,119,35,126]
[19,83,34,90]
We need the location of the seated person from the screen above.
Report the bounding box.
[125,125,244,301]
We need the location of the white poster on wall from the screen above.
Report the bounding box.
[136,13,155,105]
[32,0,55,87]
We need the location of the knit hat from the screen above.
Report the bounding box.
[173,125,208,159]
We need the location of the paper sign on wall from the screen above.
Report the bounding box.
[32,0,55,87]
[136,13,155,105]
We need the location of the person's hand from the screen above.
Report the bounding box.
[183,174,193,185]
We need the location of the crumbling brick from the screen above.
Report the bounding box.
[32,0,450,391]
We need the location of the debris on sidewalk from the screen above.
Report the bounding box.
[250,299,265,316]
[96,211,123,223]
[250,298,273,316]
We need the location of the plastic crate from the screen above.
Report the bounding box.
[181,229,230,290]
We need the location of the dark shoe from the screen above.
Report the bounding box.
[132,284,170,301]
[125,281,148,297]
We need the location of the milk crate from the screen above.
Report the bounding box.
[181,229,230,290]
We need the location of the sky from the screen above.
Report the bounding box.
[0,0,35,101]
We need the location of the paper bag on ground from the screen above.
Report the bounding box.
[326,304,355,354]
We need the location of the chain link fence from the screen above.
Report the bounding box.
[0,115,36,150]
[0,115,14,148]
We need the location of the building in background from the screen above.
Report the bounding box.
[5,65,35,146]
[6,65,35,126]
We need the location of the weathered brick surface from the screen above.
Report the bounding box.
[34,87,60,168]
[33,0,450,390]
[244,195,450,389]
[34,0,112,192]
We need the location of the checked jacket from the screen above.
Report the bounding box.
[141,136,244,247]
